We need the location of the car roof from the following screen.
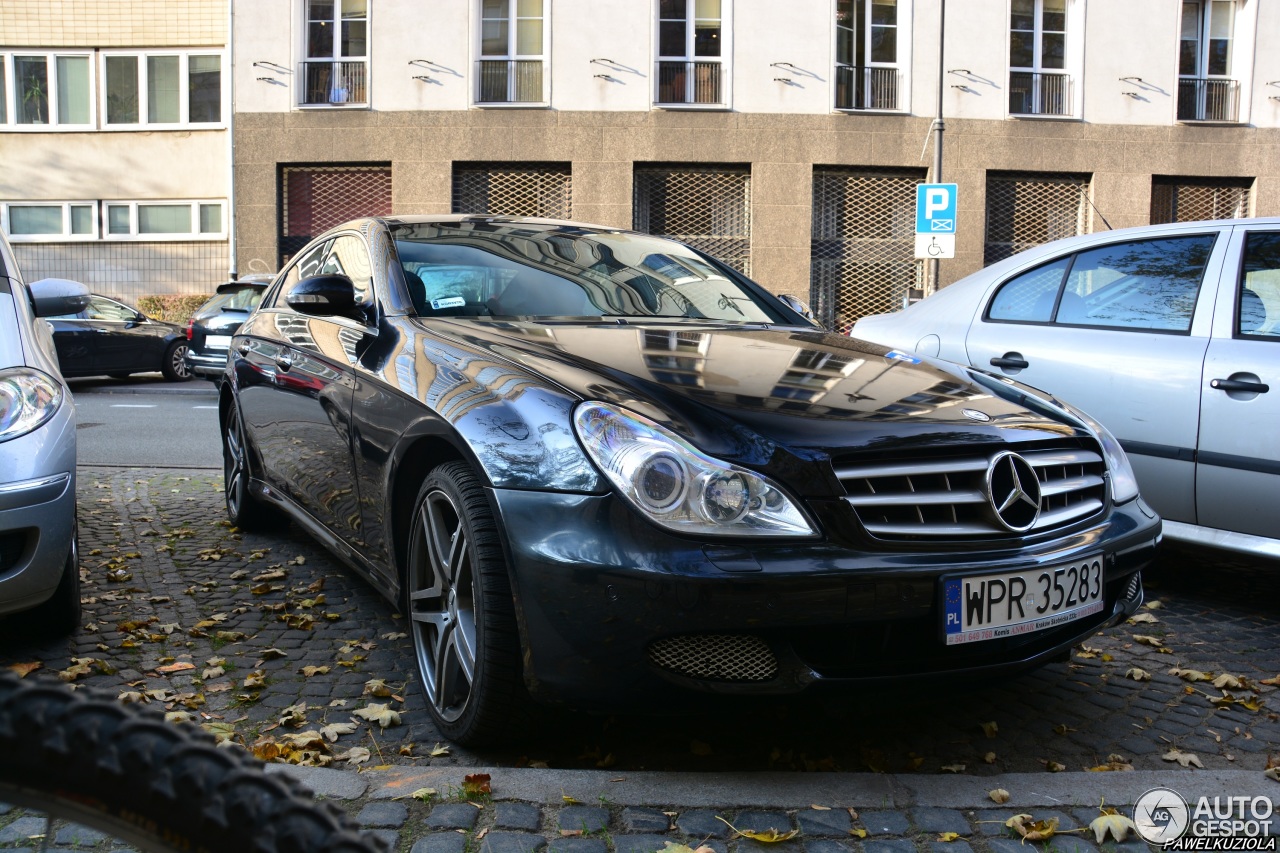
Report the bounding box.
[374,214,632,235]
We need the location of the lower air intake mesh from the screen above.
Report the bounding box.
[648,634,778,682]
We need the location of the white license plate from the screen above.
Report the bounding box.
[204,335,231,350]
[943,555,1104,645]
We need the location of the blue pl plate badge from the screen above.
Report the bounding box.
[884,350,922,365]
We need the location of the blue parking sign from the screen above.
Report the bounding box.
[916,183,957,234]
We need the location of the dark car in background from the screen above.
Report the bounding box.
[220,216,1161,746]
[47,294,191,381]
[184,274,274,381]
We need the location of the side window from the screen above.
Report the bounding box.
[1239,232,1280,339]
[87,297,138,321]
[1057,235,1215,332]
[264,240,331,309]
[987,257,1072,322]
[322,235,374,308]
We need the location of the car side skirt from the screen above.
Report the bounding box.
[1162,519,1280,560]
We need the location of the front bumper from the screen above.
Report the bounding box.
[489,488,1160,707]
[0,472,76,617]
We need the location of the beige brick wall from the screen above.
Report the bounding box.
[0,0,226,48]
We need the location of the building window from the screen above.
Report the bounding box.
[1008,0,1072,116]
[811,168,925,331]
[655,0,727,107]
[1,202,98,241]
[835,0,903,111]
[476,0,547,104]
[634,164,750,274]
[452,163,571,218]
[984,171,1091,266]
[1178,1,1240,122]
[1,52,93,127]
[280,164,391,265]
[102,200,226,240]
[1151,176,1252,224]
[301,0,369,107]
[101,52,223,127]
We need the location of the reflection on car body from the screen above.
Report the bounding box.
[854,217,1280,559]
[219,216,1161,746]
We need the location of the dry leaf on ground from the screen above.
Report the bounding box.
[1090,812,1137,843]
[1162,749,1204,768]
[989,789,1010,804]
[715,817,800,843]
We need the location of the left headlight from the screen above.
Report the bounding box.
[0,368,64,443]
[1056,400,1140,504]
[574,402,815,537]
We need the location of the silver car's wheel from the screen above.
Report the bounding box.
[407,462,528,744]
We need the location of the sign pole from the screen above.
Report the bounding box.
[930,0,946,295]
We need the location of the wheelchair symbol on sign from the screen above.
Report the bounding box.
[926,237,945,256]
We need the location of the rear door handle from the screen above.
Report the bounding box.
[1211,378,1269,394]
[275,353,295,371]
[990,353,1030,370]
[237,342,251,355]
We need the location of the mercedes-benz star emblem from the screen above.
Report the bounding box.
[986,451,1042,532]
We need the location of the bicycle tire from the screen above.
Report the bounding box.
[0,672,385,853]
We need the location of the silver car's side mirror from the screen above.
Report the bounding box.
[29,278,90,318]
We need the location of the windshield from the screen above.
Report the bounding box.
[391,222,785,324]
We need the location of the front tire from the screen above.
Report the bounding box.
[161,341,192,381]
[406,462,529,746]
[222,399,287,532]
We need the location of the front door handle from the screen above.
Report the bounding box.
[990,353,1030,370]
[237,342,251,355]
[275,353,295,371]
[1211,377,1269,394]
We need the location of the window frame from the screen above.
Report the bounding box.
[101,200,228,241]
[1006,0,1081,119]
[1,201,100,242]
[833,0,910,114]
[300,0,371,109]
[1234,230,1280,341]
[0,51,96,130]
[97,49,226,130]
[653,0,732,109]
[474,0,551,106]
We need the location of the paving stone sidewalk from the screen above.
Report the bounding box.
[0,466,1277,779]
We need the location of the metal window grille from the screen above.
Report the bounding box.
[1176,78,1240,122]
[811,168,925,331]
[451,163,572,219]
[1151,176,1252,224]
[633,164,751,274]
[279,164,392,265]
[655,61,723,105]
[984,172,1091,266]
[475,60,545,103]
[1008,71,1072,116]
[298,60,369,106]
[835,66,900,110]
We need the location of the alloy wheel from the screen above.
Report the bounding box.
[408,488,477,723]
[171,344,191,379]
[223,409,245,518]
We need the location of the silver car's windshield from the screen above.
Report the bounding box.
[391,222,784,323]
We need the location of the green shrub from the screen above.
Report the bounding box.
[136,294,211,324]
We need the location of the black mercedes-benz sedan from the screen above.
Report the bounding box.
[219,216,1161,745]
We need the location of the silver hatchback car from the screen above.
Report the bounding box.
[853,218,1280,560]
[0,229,85,633]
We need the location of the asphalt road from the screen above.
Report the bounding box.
[69,376,222,468]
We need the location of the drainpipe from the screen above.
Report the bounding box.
[929,0,945,295]
[226,0,238,281]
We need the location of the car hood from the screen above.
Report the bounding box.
[424,320,1089,466]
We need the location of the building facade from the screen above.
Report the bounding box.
[6,1,1278,328]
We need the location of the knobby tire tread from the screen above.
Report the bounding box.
[0,672,385,853]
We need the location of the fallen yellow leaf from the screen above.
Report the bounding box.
[1090,812,1137,843]
[716,817,799,843]
[980,720,998,739]
[989,788,1010,804]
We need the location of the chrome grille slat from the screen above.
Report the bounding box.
[838,443,1108,541]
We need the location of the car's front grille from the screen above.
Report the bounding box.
[648,634,778,683]
[836,444,1107,540]
[0,531,27,574]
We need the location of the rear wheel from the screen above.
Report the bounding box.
[161,341,191,381]
[222,400,287,532]
[406,462,530,745]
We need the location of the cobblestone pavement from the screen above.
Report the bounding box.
[0,466,1277,782]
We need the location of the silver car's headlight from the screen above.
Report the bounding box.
[1057,400,1140,504]
[574,402,815,537]
[0,368,64,443]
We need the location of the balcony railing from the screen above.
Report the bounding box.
[1008,71,1072,117]
[476,59,545,104]
[655,61,723,106]
[300,60,368,106]
[1177,77,1239,122]
[835,65,901,111]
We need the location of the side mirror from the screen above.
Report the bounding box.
[286,274,357,318]
[29,278,90,318]
[776,293,822,328]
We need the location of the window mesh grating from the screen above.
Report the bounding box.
[1150,176,1252,224]
[451,162,572,219]
[633,165,751,275]
[280,164,392,265]
[984,172,1091,266]
[811,168,926,331]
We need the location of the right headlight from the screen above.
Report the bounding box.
[1055,400,1140,505]
[573,402,816,537]
[0,368,63,443]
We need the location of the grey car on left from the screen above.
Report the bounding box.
[0,228,86,633]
